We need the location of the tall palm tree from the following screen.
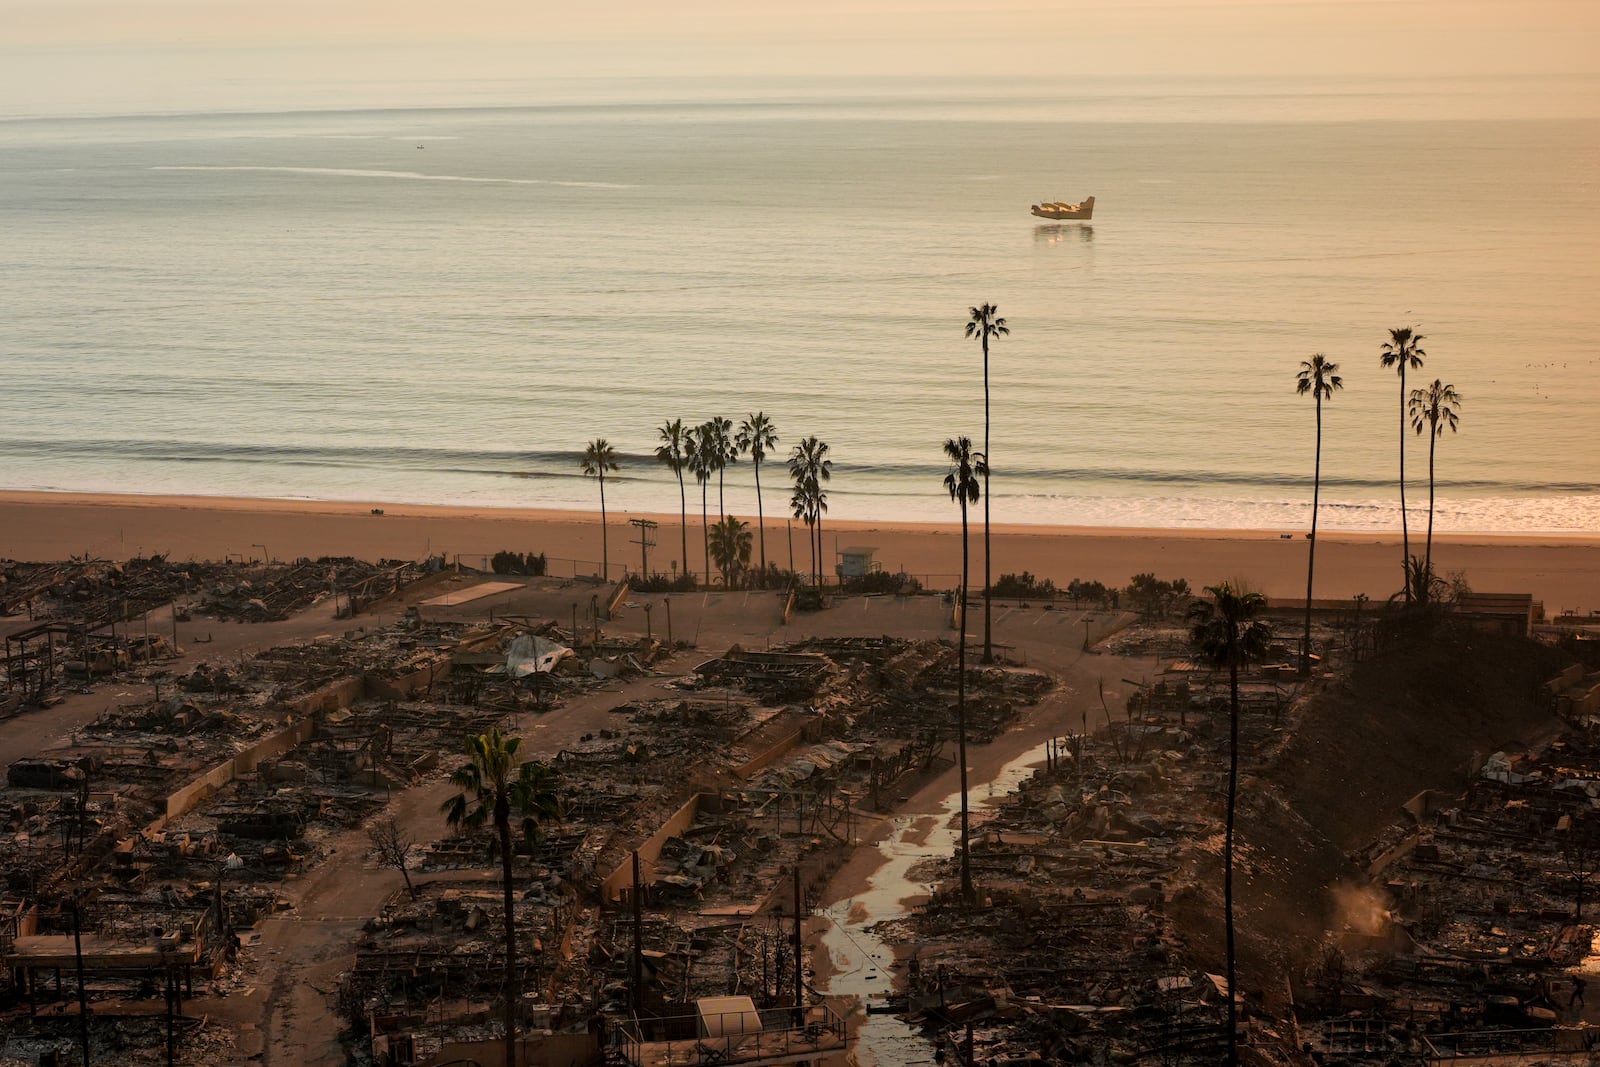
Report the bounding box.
[1380,327,1425,601]
[655,419,690,578]
[1188,585,1271,1067]
[708,515,754,588]
[1408,378,1462,583]
[788,436,832,588]
[735,412,779,580]
[966,304,1008,663]
[580,439,620,582]
[689,422,714,584]
[440,729,561,1067]
[1295,354,1342,675]
[943,435,986,904]
[789,483,816,586]
[707,416,737,522]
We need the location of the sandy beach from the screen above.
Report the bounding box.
[2,490,1597,613]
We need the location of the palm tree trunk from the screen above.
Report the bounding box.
[755,459,766,579]
[701,482,710,587]
[498,806,518,1067]
[1399,367,1410,600]
[982,337,993,664]
[1226,645,1239,1067]
[677,468,688,580]
[1426,428,1437,582]
[718,467,726,523]
[957,499,973,903]
[815,510,824,589]
[806,519,816,587]
[598,475,608,582]
[1303,396,1322,675]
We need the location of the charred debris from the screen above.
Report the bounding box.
[878,616,1600,1067]
[0,562,1056,1065]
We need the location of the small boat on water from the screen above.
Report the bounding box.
[1031,195,1094,220]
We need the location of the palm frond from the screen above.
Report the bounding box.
[1188,583,1272,668]
[943,436,983,505]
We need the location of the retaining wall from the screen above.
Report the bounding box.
[599,793,703,903]
[162,716,319,821]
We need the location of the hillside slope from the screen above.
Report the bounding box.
[1173,626,1571,990]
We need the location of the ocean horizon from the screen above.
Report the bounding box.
[3,75,1597,535]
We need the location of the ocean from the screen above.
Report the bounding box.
[2,76,1598,533]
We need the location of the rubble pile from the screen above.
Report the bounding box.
[0,554,434,627]
[1283,724,1600,1062]
[859,622,1308,1064]
[349,875,575,1006]
[878,623,1600,1066]
[0,617,568,1056]
[350,630,1062,1056]
[1,556,458,721]
[788,636,1054,747]
[6,574,1078,1065]
[891,718,1238,1065]
[199,556,429,622]
[692,648,833,703]
[0,556,219,625]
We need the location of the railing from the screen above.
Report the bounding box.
[613,1004,848,1067]
[1421,1026,1588,1063]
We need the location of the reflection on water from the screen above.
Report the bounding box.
[817,749,1049,1067]
[1034,223,1094,245]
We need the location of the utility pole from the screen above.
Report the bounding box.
[629,519,658,580]
[166,966,176,1067]
[71,899,91,1066]
[792,864,804,1026]
[631,851,644,1018]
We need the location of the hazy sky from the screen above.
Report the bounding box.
[3,0,1597,116]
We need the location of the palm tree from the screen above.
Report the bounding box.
[1380,327,1426,600]
[966,304,1008,663]
[735,412,779,580]
[788,436,832,587]
[789,483,816,586]
[656,419,691,578]
[1408,378,1462,583]
[708,515,754,588]
[707,416,737,521]
[440,729,561,1067]
[1188,585,1271,1067]
[689,422,714,585]
[1295,354,1343,675]
[943,435,986,904]
[580,439,620,582]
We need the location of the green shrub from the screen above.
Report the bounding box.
[842,571,923,595]
[632,571,698,593]
[490,551,547,576]
[990,571,1057,599]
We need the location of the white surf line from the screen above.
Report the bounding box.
[149,165,632,189]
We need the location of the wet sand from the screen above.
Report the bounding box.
[3,490,1597,611]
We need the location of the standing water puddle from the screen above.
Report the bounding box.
[817,746,1049,1066]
